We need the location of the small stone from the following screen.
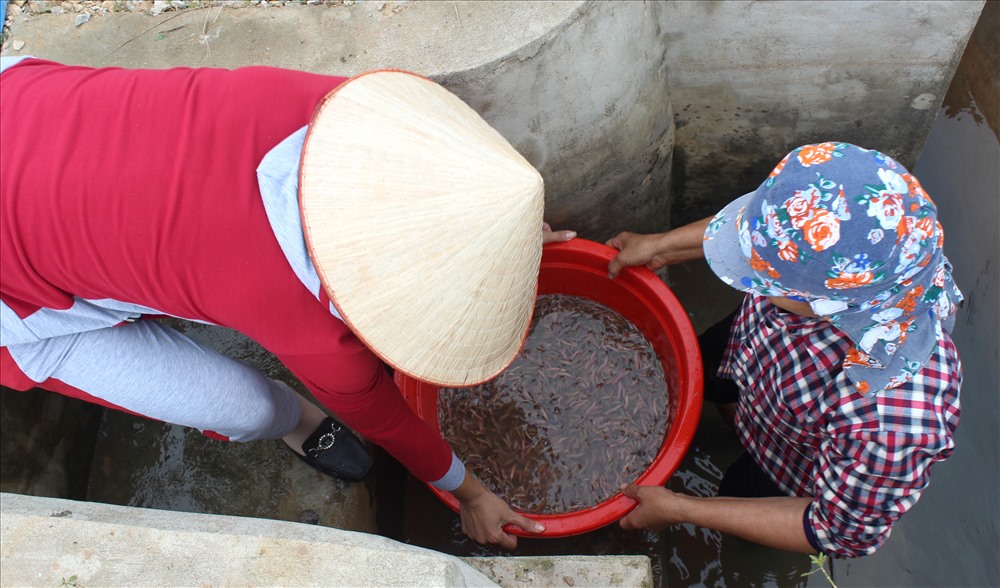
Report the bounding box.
[297,509,320,525]
[50,5,66,14]
[12,40,25,51]
[75,13,90,26]
[562,576,575,587]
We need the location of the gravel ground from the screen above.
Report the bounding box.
[1,0,360,51]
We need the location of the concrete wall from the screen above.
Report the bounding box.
[439,1,675,240]
[0,1,675,241]
[654,0,986,225]
[2,0,982,237]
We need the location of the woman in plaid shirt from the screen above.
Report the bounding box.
[606,143,963,558]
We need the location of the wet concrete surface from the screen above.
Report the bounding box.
[0,389,103,500]
[87,409,377,532]
[0,316,377,533]
[75,319,377,533]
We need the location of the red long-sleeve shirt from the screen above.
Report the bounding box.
[0,58,453,483]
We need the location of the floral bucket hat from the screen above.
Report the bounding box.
[703,142,963,395]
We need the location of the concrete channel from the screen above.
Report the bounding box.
[1,1,993,587]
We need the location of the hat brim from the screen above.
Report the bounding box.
[298,70,544,387]
[702,191,756,293]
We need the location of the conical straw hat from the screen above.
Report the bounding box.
[299,70,544,387]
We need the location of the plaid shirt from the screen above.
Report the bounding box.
[719,294,962,558]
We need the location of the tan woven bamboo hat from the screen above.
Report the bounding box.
[299,70,544,387]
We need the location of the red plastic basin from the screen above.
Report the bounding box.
[395,238,703,537]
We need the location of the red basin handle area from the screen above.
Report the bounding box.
[395,238,703,538]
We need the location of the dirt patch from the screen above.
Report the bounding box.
[1,0,377,49]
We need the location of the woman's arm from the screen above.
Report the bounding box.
[619,484,815,553]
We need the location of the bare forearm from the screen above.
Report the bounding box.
[655,216,713,264]
[682,494,815,553]
[669,216,714,248]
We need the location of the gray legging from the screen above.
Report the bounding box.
[5,320,300,442]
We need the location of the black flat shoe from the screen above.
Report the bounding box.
[293,417,373,481]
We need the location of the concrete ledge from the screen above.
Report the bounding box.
[465,555,652,588]
[0,492,496,587]
[1,492,654,588]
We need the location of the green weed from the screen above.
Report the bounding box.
[802,552,837,588]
